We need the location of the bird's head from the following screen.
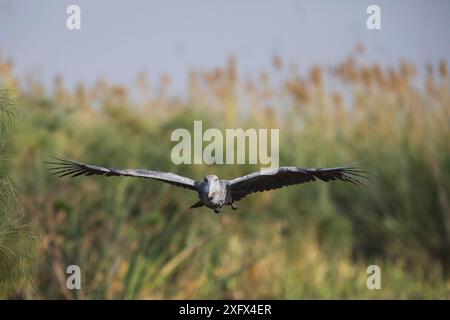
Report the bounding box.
[204,175,220,199]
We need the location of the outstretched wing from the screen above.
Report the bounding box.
[46,158,198,190]
[228,166,368,201]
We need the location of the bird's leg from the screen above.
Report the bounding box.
[231,202,238,210]
[214,207,223,214]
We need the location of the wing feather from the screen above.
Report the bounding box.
[228,166,368,201]
[45,158,197,190]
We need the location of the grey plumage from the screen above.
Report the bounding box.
[46,158,368,214]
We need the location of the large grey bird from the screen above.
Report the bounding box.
[47,158,367,213]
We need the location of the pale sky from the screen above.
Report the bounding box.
[1,0,449,92]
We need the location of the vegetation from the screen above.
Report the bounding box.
[0,48,449,299]
[0,85,35,298]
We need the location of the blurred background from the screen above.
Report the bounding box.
[0,0,449,298]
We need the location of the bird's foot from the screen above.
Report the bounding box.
[231,203,238,210]
[214,207,223,214]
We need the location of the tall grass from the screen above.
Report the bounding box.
[1,49,449,298]
[0,85,35,298]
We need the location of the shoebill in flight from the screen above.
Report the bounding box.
[47,158,368,214]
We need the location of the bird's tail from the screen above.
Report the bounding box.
[189,201,204,209]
